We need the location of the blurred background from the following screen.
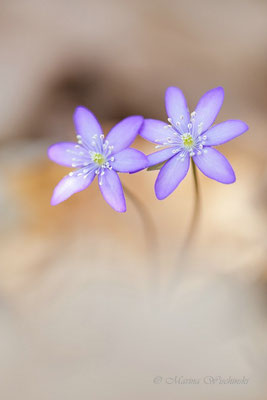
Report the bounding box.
[0,0,267,399]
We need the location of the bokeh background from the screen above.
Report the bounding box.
[0,0,267,399]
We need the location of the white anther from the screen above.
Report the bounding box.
[100,134,104,139]
[197,151,201,155]
[110,157,115,162]
[199,144,203,149]
[191,111,196,118]
[188,123,192,129]
[203,149,208,153]
[168,118,172,123]
[69,172,74,176]
[180,115,184,120]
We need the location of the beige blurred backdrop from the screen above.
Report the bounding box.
[0,0,267,399]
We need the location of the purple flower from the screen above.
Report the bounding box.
[48,107,147,212]
[140,86,249,199]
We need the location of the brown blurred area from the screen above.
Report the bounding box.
[0,0,267,399]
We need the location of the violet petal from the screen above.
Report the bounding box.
[98,169,126,212]
[139,119,171,144]
[193,147,235,183]
[51,170,96,205]
[112,148,148,173]
[155,153,190,199]
[48,142,89,167]
[147,147,177,167]
[105,116,144,154]
[204,120,249,146]
[194,87,224,133]
[73,106,103,148]
[165,86,190,127]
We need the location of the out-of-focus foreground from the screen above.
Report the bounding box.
[0,0,267,399]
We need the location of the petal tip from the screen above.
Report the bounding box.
[131,115,145,130]
[74,105,87,114]
[50,196,60,206]
[47,143,60,163]
[165,85,182,94]
[215,86,224,94]
[228,172,236,184]
[155,190,167,200]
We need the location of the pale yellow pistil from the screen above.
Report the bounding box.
[91,152,106,166]
[182,133,194,149]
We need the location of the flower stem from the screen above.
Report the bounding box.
[181,159,200,256]
[122,184,159,294]
[168,160,201,297]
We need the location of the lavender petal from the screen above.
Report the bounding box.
[204,120,249,146]
[147,147,177,167]
[105,116,144,154]
[155,153,190,199]
[73,106,103,148]
[165,86,190,127]
[98,169,126,212]
[48,142,89,167]
[139,119,171,144]
[112,148,148,173]
[193,147,235,183]
[51,170,96,205]
[194,87,224,133]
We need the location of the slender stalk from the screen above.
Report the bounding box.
[180,159,200,256]
[122,184,159,293]
[168,159,201,297]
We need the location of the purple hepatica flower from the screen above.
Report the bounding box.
[140,86,248,199]
[48,107,147,212]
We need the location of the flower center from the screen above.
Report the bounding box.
[182,133,194,149]
[91,152,106,166]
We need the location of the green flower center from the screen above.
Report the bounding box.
[92,152,106,166]
[182,133,194,149]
